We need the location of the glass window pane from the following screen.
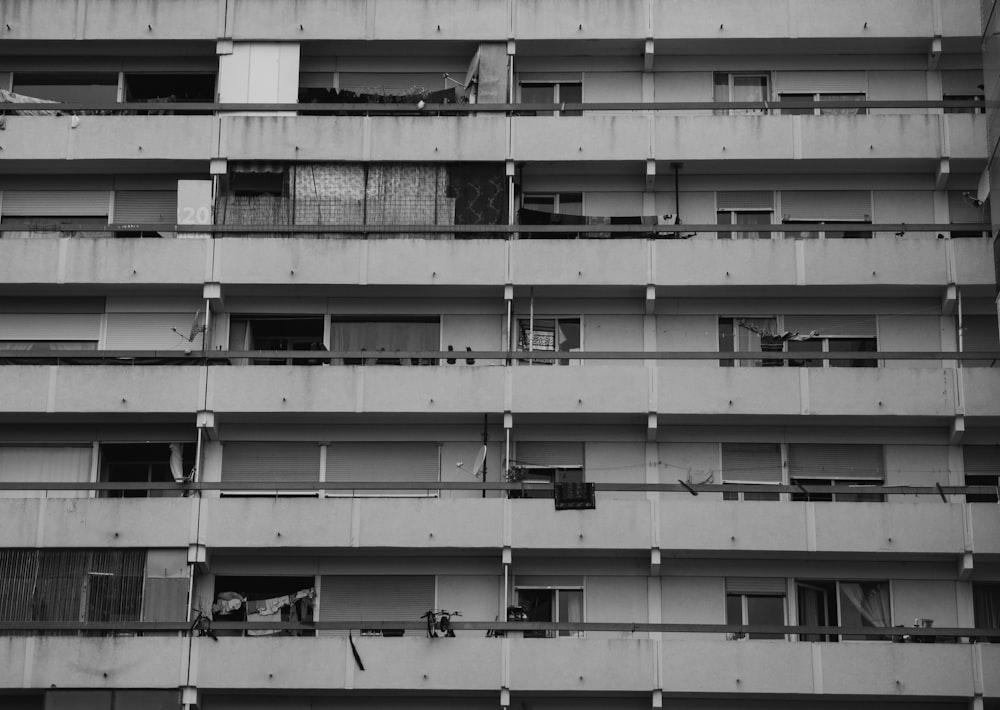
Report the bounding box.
[787,339,823,367]
[719,318,735,367]
[747,595,785,639]
[732,76,767,101]
[559,83,582,116]
[558,193,583,215]
[523,195,556,213]
[726,594,743,625]
[829,338,877,368]
[14,73,118,103]
[819,93,867,116]
[780,93,815,115]
[521,84,555,115]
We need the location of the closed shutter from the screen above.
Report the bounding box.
[776,71,866,94]
[942,70,984,95]
[0,446,91,499]
[781,191,871,220]
[949,191,985,223]
[221,442,320,483]
[516,442,584,467]
[0,313,101,341]
[717,191,773,210]
[783,315,876,337]
[104,313,197,350]
[721,443,782,483]
[2,190,109,216]
[964,445,1000,476]
[787,444,884,480]
[726,578,786,595]
[318,575,435,635]
[326,443,440,484]
[113,191,178,224]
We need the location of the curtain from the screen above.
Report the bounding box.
[227,319,253,366]
[330,322,439,365]
[0,447,91,499]
[365,164,453,236]
[560,590,584,637]
[841,582,890,629]
[973,586,1000,631]
[797,586,824,641]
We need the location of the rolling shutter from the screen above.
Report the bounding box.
[781,191,871,220]
[776,71,866,94]
[787,444,884,480]
[2,190,109,216]
[964,445,1000,476]
[0,446,92,499]
[717,191,773,210]
[113,191,178,224]
[318,575,435,635]
[726,578,786,595]
[104,313,198,350]
[783,315,876,337]
[0,313,101,341]
[721,443,782,483]
[221,442,320,484]
[515,442,584,467]
[325,443,440,484]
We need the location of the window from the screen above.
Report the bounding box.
[943,93,985,114]
[717,210,773,240]
[779,92,867,115]
[213,575,316,637]
[720,316,877,368]
[517,317,581,365]
[123,73,216,106]
[796,580,891,641]
[788,444,884,502]
[220,441,321,496]
[781,191,873,239]
[319,575,434,637]
[0,340,97,352]
[973,584,1000,640]
[961,315,999,367]
[518,193,585,238]
[329,319,440,365]
[0,446,92,499]
[228,315,325,365]
[509,442,584,499]
[722,443,782,501]
[714,72,769,114]
[782,219,873,239]
[725,578,786,639]
[0,549,145,634]
[718,316,777,367]
[963,445,999,503]
[519,82,582,116]
[13,72,119,104]
[100,443,195,498]
[516,587,584,638]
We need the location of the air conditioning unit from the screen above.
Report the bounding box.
[554,482,596,510]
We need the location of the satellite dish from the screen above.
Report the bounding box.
[472,445,487,479]
[188,309,206,343]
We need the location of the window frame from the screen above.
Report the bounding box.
[782,218,873,240]
[794,579,893,642]
[515,315,583,366]
[716,208,774,240]
[726,590,787,640]
[719,316,878,368]
[515,585,585,638]
[778,91,868,115]
[518,81,583,116]
[714,72,770,115]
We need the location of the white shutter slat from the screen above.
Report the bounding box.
[776,71,866,94]
[104,313,197,350]
[722,443,782,483]
[964,446,1000,475]
[2,191,109,216]
[326,443,440,484]
[113,191,178,223]
[221,442,320,484]
[318,575,435,635]
[782,191,871,220]
[515,442,584,467]
[788,444,884,480]
[0,313,101,341]
[717,191,773,210]
[726,578,786,595]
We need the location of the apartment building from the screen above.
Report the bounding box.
[0,1,999,709]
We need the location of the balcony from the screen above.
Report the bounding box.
[0,116,216,162]
[220,115,507,162]
[207,365,505,415]
[660,500,970,556]
[653,0,981,40]
[0,497,195,548]
[0,636,187,689]
[660,640,977,697]
[0,366,203,415]
[0,237,208,287]
[657,366,958,419]
[0,0,222,40]
[213,238,507,287]
[192,636,502,691]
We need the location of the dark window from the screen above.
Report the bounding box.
[100,443,194,498]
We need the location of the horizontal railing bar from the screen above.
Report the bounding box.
[0,481,993,495]
[0,223,988,234]
[0,620,992,637]
[0,350,996,361]
[1,99,984,113]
